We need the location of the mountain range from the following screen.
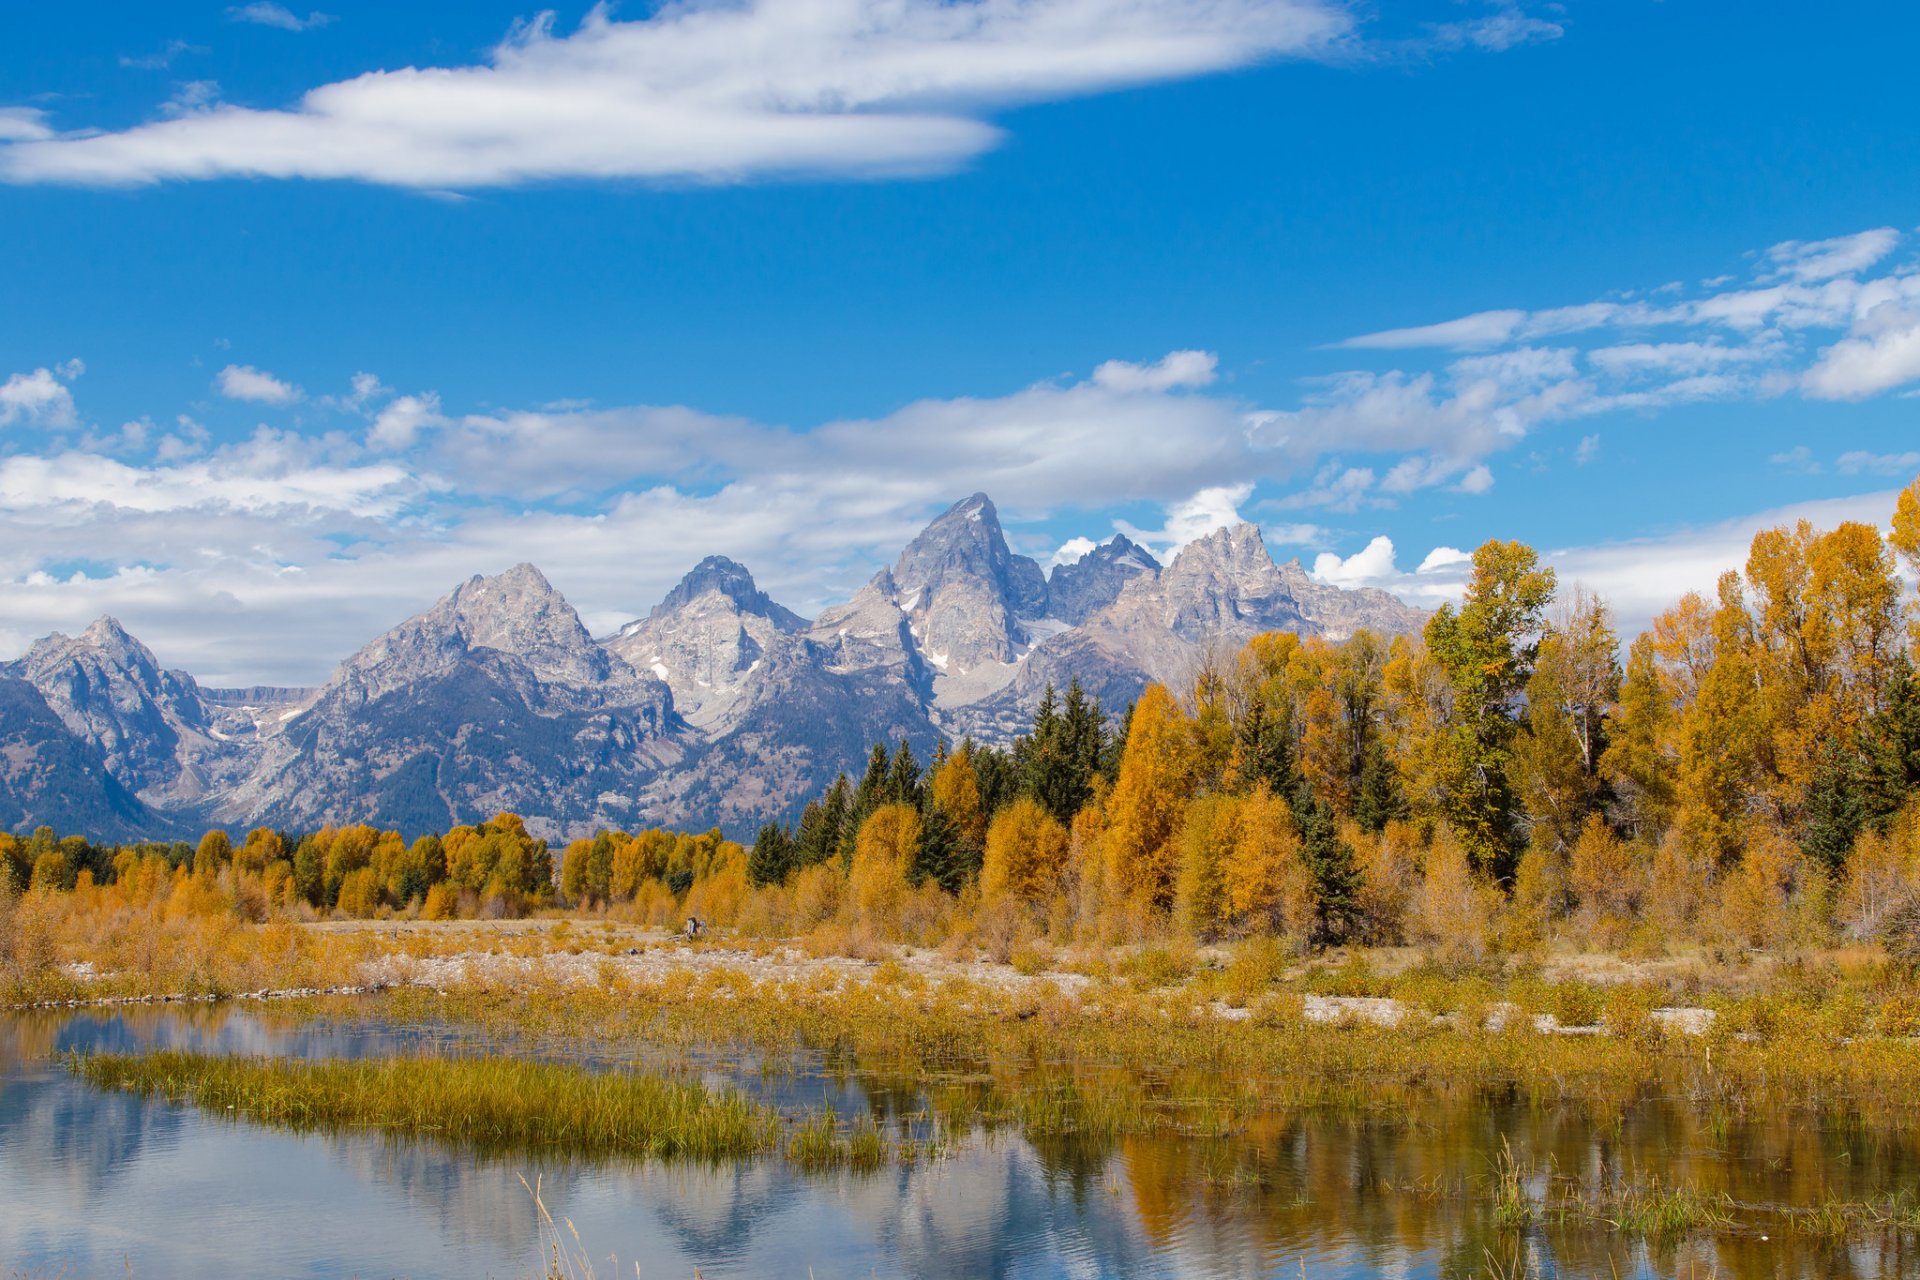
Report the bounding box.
[0,495,1426,842]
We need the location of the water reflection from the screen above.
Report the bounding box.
[4,1007,1919,1278]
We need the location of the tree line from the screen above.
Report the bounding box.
[10,476,1920,956]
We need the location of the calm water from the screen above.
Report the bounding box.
[4,1006,1919,1279]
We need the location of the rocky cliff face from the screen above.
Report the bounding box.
[608,556,808,734]
[0,676,160,841]
[1047,535,1160,626]
[5,617,250,815]
[221,564,684,841]
[1,497,1427,840]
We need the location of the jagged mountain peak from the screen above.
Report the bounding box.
[646,555,806,632]
[1048,534,1163,626]
[30,614,158,669]
[894,494,1017,590]
[81,614,137,646]
[331,562,632,706]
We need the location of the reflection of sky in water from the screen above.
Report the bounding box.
[3,1008,1914,1279]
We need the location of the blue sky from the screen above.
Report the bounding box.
[2,0,1918,684]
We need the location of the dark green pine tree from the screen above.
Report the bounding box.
[1292,784,1362,946]
[911,802,972,893]
[849,745,891,830]
[1863,663,1920,822]
[747,822,796,888]
[966,736,1019,820]
[1801,663,1920,871]
[794,774,851,869]
[886,740,924,807]
[1233,696,1297,796]
[1801,739,1872,873]
[1352,737,1407,834]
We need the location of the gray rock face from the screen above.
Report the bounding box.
[0,676,161,841]
[224,564,685,841]
[1047,535,1161,626]
[888,493,1048,676]
[8,617,239,814]
[0,496,1428,841]
[608,557,808,734]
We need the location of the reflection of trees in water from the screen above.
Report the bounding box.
[14,1004,1920,1280]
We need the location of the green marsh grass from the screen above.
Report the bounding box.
[70,1050,783,1161]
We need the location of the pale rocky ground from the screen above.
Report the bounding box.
[317,919,1721,1037]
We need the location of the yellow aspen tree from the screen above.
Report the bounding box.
[849,803,920,926]
[1352,819,1420,945]
[980,797,1069,904]
[1185,655,1236,791]
[1103,683,1198,909]
[1414,825,1495,963]
[193,830,231,876]
[1601,634,1676,838]
[1173,793,1239,936]
[1297,684,1352,815]
[929,748,988,855]
[1567,813,1641,948]
[1222,786,1314,939]
[1379,635,1452,824]
[1891,474,1920,646]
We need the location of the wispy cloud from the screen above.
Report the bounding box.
[226,3,334,32]
[119,39,204,71]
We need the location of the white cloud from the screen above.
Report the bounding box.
[0,108,51,142]
[1311,534,1397,587]
[1454,463,1494,494]
[1762,227,1901,283]
[1836,450,1920,477]
[0,367,79,429]
[1090,349,1218,393]
[1803,303,1920,399]
[1574,434,1599,465]
[1115,484,1254,561]
[1308,535,1469,608]
[1,0,1349,189]
[368,392,447,450]
[120,40,202,71]
[217,363,301,404]
[1050,536,1099,568]
[161,81,222,119]
[227,4,334,32]
[1424,2,1563,52]
[1336,308,1525,351]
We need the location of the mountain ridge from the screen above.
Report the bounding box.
[1,498,1428,840]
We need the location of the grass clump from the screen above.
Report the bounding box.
[70,1050,782,1161]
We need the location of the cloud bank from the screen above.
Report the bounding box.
[0,0,1351,189]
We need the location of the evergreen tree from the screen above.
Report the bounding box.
[968,737,1019,819]
[1018,678,1107,824]
[1291,783,1362,945]
[747,822,796,887]
[1233,693,1298,796]
[1801,740,1871,873]
[1352,737,1405,833]
[911,802,971,893]
[796,774,851,868]
[886,740,924,807]
[852,745,890,819]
